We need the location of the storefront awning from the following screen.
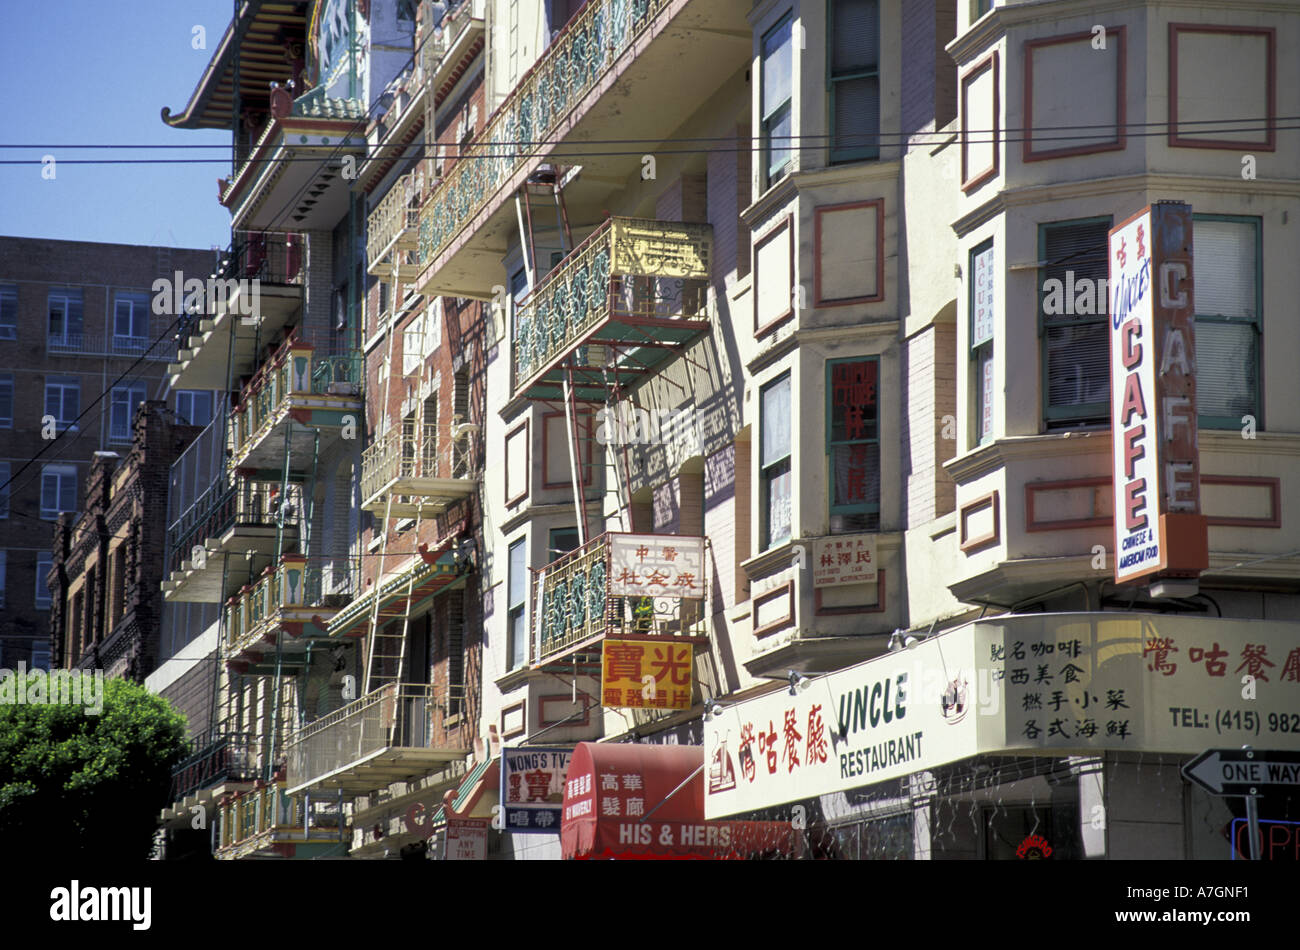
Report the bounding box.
[560,742,799,860]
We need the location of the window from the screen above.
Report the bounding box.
[973,0,994,18]
[402,312,425,376]
[41,464,77,520]
[509,266,529,342]
[507,537,528,670]
[35,551,53,609]
[1038,217,1111,428]
[1193,215,1261,429]
[761,13,794,184]
[760,373,793,548]
[970,240,995,445]
[175,390,213,427]
[0,285,16,340]
[0,374,11,427]
[828,0,880,163]
[826,358,880,533]
[30,639,50,671]
[45,377,81,430]
[548,527,581,560]
[113,291,152,353]
[0,550,5,609]
[0,461,9,518]
[110,383,147,442]
[48,290,84,349]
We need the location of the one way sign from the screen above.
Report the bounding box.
[1182,749,1300,796]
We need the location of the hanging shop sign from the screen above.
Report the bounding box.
[607,533,705,599]
[601,638,693,710]
[500,746,572,834]
[610,219,712,280]
[1108,201,1207,584]
[812,534,878,587]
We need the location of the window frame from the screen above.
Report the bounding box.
[175,390,214,428]
[969,239,995,446]
[113,291,152,352]
[760,371,794,550]
[35,551,53,610]
[0,461,9,518]
[507,536,528,671]
[40,463,77,521]
[0,373,12,427]
[1037,215,1113,429]
[0,549,5,609]
[825,356,881,532]
[0,285,16,340]
[110,382,148,443]
[44,376,81,431]
[760,11,795,186]
[47,289,84,349]
[827,0,881,164]
[1192,212,1262,430]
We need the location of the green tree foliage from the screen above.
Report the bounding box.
[0,676,188,857]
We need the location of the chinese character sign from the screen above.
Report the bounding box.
[601,638,694,710]
[608,534,705,599]
[500,747,572,834]
[812,534,878,587]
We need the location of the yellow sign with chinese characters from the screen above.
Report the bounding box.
[601,639,694,711]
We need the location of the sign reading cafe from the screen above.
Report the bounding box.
[1107,202,1206,585]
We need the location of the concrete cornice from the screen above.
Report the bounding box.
[945,429,1109,481]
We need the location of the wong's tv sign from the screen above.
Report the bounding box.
[1108,202,1206,584]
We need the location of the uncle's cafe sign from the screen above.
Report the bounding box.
[705,614,1300,818]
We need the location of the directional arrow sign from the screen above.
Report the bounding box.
[1182,749,1300,796]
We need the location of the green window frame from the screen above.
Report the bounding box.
[760,372,793,549]
[1192,214,1262,430]
[970,240,995,446]
[827,0,880,164]
[1038,216,1112,429]
[826,357,880,533]
[761,12,794,186]
[973,0,994,19]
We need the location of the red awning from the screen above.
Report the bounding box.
[560,742,799,860]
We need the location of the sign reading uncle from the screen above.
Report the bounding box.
[704,632,981,819]
[607,533,704,599]
[500,746,572,834]
[812,534,877,587]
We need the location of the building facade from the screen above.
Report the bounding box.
[150,0,1300,860]
[0,237,214,670]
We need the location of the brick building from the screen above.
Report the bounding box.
[47,401,202,686]
[0,236,216,668]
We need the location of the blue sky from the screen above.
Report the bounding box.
[0,1,239,251]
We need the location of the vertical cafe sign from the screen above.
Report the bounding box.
[1108,202,1207,585]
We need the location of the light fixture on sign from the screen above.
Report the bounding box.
[887,629,905,653]
[704,698,725,721]
[787,670,810,696]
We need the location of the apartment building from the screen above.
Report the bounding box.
[148,0,1300,860]
[0,237,214,670]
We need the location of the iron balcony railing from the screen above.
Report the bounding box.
[169,732,260,802]
[46,330,178,361]
[283,683,467,793]
[366,171,422,267]
[359,421,479,503]
[223,231,304,287]
[417,0,669,269]
[225,555,361,657]
[529,531,709,665]
[216,782,344,854]
[511,216,712,396]
[166,479,300,577]
[227,329,363,464]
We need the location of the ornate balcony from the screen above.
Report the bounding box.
[215,781,346,860]
[360,421,479,519]
[160,732,261,829]
[167,233,304,391]
[283,683,471,796]
[414,0,747,297]
[530,531,710,669]
[227,330,363,478]
[366,172,422,279]
[512,217,712,402]
[163,476,300,603]
[224,554,362,671]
